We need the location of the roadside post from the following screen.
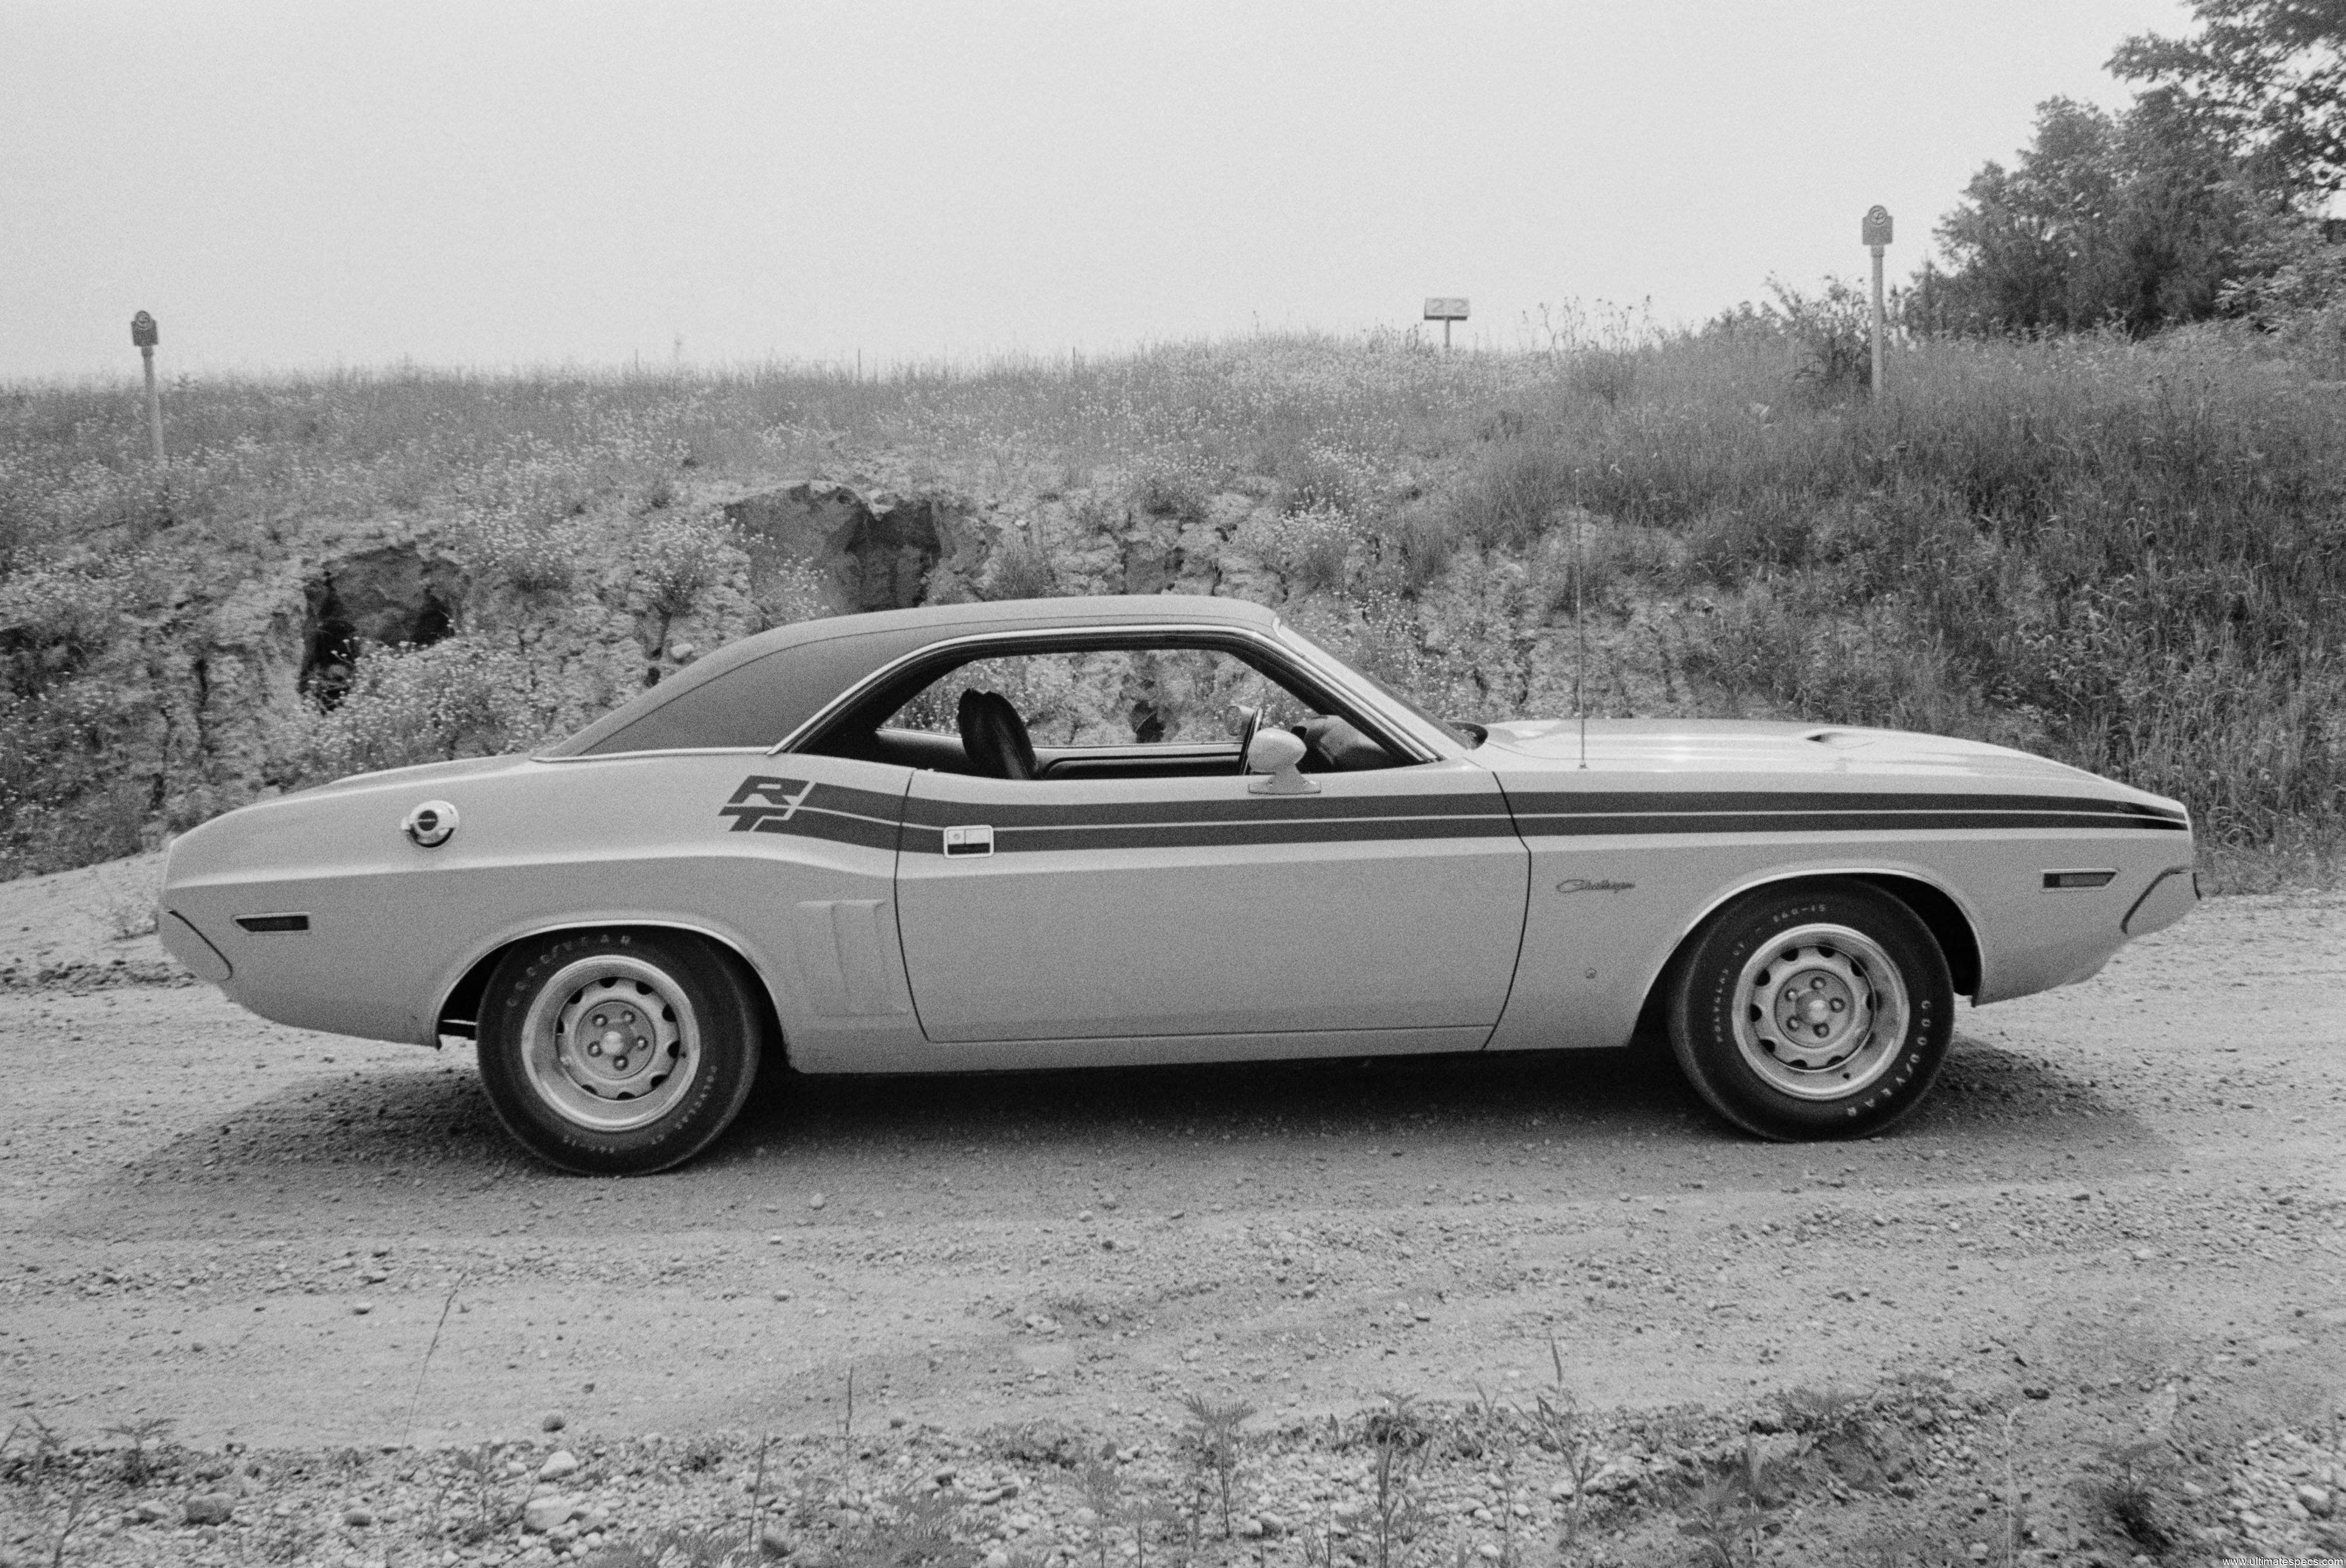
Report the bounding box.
[1424,297,1469,351]
[1862,207,1892,397]
[132,310,164,464]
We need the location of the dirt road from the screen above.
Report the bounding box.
[4,884,2342,1455]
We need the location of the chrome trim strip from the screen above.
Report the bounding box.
[1645,864,1992,1003]
[427,918,791,1055]
[2122,864,2198,934]
[770,622,1440,765]
[529,746,776,765]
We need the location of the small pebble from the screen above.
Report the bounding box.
[808,1195,826,1211]
[541,1411,567,1433]
[351,1300,373,1316]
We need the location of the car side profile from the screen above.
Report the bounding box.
[158,594,2199,1174]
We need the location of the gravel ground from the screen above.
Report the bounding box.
[2,867,2342,1564]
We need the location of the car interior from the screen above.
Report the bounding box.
[797,636,1409,782]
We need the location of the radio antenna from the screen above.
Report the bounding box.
[1576,513,1589,770]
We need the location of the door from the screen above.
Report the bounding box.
[894,760,1530,1042]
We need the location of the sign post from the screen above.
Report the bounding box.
[131,311,164,465]
[1861,207,1892,397]
[1423,297,1469,351]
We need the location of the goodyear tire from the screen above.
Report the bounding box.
[1666,881,1952,1140]
[477,929,763,1175]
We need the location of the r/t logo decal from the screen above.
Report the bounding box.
[721,776,816,833]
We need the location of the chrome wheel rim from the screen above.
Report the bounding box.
[520,955,701,1132]
[1731,923,1909,1101]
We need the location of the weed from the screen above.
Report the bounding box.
[1776,1383,1868,1440]
[399,1269,465,1450]
[1762,275,1878,394]
[1363,1391,1429,1568]
[39,1477,96,1568]
[1523,1339,1607,1559]
[2074,1437,2176,1553]
[447,1443,516,1543]
[635,511,740,631]
[460,508,582,598]
[102,1414,175,1486]
[1132,468,1207,526]
[745,1431,775,1557]
[2,1412,65,1484]
[1994,1407,2030,1566]
[984,1418,1086,1470]
[1258,502,1364,596]
[1179,1392,1255,1539]
[1672,1472,1767,1567]
[1065,1448,1126,1568]
[302,632,558,779]
[985,534,1058,600]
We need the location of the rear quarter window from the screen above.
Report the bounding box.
[572,631,918,755]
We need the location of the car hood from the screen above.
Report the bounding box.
[1476,719,2181,808]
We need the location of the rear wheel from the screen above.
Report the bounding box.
[1666,881,1952,1140]
[477,929,763,1175]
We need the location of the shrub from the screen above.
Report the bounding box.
[985,534,1058,600]
[458,509,581,598]
[1130,467,1207,525]
[1453,444,1576,549]
[303,633,556,779]
[633,512,740,623]
[1262,502,1365,596]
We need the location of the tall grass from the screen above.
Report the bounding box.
[1501,330,2345,856]
[1,324,2340,881]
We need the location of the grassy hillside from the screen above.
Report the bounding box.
[2,324,2339,887]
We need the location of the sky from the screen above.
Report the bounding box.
[1,0,2190,379]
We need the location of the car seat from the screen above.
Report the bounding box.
[957,689,1037,780]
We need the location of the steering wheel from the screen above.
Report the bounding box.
[1231,704,1262,776]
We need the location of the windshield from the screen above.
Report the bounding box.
[1272,622,1479,752]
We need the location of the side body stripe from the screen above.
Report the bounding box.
[718,774,2188,853]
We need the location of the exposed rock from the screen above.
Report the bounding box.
[522,1494,581,1532]
[724,482,984,616]
[538,1449,579,1479]
[302,539,458,699]
[183,1492,235,1525]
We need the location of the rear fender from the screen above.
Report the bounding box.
[429,918,788,1063]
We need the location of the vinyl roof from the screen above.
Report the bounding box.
[541,593,1280,758]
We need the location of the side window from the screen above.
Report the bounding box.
[888,647,1317,746]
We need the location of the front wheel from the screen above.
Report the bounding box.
[477,929,764,1175]
[1666,881,1952,1140]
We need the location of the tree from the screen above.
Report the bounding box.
[2110,0,2346,199]
[1919,96,2260,334]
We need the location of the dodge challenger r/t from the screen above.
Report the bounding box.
[158,594,2198,1173]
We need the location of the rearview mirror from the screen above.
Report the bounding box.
[1245,729,1318,795]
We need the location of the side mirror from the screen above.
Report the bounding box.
[1245,729,1319,795]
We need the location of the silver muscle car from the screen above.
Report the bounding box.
[158,595,2199,1174]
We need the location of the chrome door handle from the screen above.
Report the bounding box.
[943,825,994,857]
